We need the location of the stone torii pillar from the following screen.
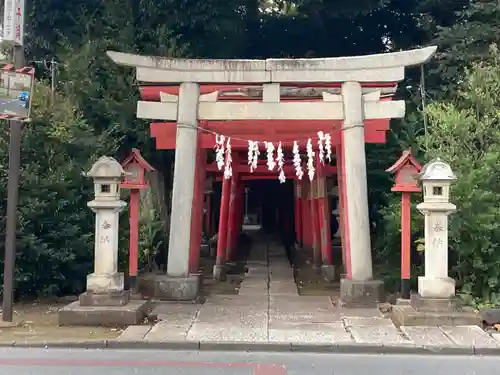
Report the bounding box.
[107,46,437,304]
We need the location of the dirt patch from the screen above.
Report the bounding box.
[0,301,122,343]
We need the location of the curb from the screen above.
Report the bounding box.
[0,339,498,355]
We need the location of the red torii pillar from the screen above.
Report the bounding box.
[317,170,334,280]
[310,177,321,269]
[215,174,231,280]
[301,181,311,251]
[225,172,239,263]
[294,180,303,247]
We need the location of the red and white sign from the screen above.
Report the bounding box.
[3,0,25,46]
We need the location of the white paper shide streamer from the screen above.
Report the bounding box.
[292,141,303,180]
[214,132,330,183]
[247,140,260,173]
[317,131,325,164]
[324,133,332,162]
[306,138,315,181]
[215,135,226,170]
[276,142,285,183]
[223,137,232,179]
[265,141,276,171]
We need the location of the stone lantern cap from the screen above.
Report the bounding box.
[418,157,456,182]
[85,156,127,179]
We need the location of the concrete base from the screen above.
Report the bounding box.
[86,272,125,295]
[79,290,130,306]
[418,276,456,299]
[58,300,151,327]
[321,265,337,282]
[340,278,385,307]
[138,273,201,301]
[391,294,482,326]
[213,264,227,281]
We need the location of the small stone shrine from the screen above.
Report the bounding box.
[392,157,481,326]
[58,156,150,326]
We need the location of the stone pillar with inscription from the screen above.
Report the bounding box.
[415,158,457,300]
[58,156,149,326]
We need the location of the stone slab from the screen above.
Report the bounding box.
[440,326,500,348]
[349,326,407,344]
[145,321,189,341]
[187,324,268,342]
[269,328,352,343]
[340,278,385,307]
[392,305,482,326]
[116,325,152,341]
[58,300,151,327]
[195,306,267,329]
[342,316,394,328]
[400,326,454,346]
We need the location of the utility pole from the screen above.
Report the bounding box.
[2,0,26,323]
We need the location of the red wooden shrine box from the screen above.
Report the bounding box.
[120,148,155,190]
[386,149,422,193]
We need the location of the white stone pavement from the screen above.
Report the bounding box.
[117,240,500,349]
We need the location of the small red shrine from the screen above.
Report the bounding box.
[386,149,422,299]
[121,149,155,291]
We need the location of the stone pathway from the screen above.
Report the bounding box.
[116,240,500,350]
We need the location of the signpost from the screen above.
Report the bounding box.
[3,0,25,46]
[1,0,26,323]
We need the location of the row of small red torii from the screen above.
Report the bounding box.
[119,145,422,296]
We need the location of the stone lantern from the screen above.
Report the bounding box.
[83,156,128,302]
[416,157,457,300]
[58,156,149,326]
[392,157,480,326]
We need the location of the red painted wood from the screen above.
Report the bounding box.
[230,181,244,258]
[189,146,206,273]
[205,194,212,235]
[401,192,411,280]
[318,179,333,265]
[294,182,302,247]
[140,83,398,101]
[225,175,239,262]
[152,117,390,133]
[150,119,390,150]
[207,164,337,175]
[128,190,140,278]
[151,130,387,152]
[216,176,231,266]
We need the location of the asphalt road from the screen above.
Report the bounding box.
[0,348,498,375]
[0,98,28,116]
